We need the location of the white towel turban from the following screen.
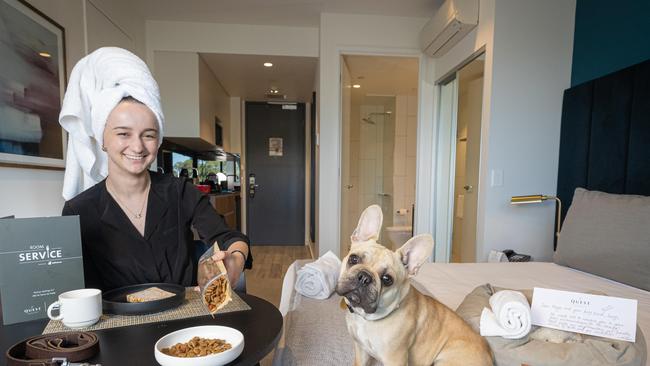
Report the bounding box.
[58,47,164,200]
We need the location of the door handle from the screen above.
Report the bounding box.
[345,184,354,189]
[249,184,259,198]
[249,173,258,198]
[463,185,473,192]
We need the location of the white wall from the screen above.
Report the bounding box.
[483,0,575,261]
[145,21,319,67]
[198,55,231,149]
[154,51,200,138]
[433,0,575,262]
[85,0,145,57]
[318,13,430,257]
[0,0,145,218]
[229,97,242,153]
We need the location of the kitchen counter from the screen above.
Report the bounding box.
[207,191,240,197]
[208,191,241,230]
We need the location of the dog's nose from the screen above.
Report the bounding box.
[357,270,373,286]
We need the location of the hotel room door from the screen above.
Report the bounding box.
[245,102,305,246]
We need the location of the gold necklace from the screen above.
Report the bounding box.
[107,180,150,220]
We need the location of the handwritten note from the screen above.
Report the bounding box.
[531,288,637,342]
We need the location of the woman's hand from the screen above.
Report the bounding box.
[211,246,247,287]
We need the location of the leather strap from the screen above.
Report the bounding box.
[6,332,99,366]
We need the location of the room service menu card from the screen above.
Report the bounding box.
[0,216,84,325]
[531,287,637,342]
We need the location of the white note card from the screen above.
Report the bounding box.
[531,287,637,342]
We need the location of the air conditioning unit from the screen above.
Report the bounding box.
[419,0,479,58]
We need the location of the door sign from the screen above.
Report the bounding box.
[269,137,283,156]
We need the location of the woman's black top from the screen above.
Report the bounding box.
[62,171,251,291]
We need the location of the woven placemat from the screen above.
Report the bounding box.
[42,289,250,334]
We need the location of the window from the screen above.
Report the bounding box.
[197,159,222,181]
[171,152,193,177]
[224,159,240,183]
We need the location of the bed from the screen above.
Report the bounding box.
[273,59,650,365]
[274,261,650,365]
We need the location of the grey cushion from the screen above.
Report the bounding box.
[456,284,647,366]
[554,188,650,291]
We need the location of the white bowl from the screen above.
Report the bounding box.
[154,325,244,366]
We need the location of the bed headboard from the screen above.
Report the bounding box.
[556,59,650,231]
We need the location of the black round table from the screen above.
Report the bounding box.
[0,293,282,366]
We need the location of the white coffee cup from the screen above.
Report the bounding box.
[47,288,102,328]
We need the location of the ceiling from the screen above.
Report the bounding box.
[343,55,419,99]
[133,0,439,27]
[200,53,317,102]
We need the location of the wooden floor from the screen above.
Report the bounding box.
[246,245,312,308]
[246,245,312,366]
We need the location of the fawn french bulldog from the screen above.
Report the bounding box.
[335,205,493,366]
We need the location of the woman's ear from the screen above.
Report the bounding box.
[350,205,383,244]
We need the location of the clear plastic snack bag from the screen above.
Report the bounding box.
[197,244,232,314]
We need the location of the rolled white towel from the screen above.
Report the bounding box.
[480,290,532,339]
[295,251,341,300]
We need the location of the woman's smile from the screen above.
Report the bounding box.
[124,153,147,161]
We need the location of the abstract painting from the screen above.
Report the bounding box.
[0,0,66,169]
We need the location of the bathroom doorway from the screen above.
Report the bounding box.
[436,53,485,263]
[339,55,419,255]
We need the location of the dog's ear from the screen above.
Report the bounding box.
[351,205,383,244]
[397,234,434,276]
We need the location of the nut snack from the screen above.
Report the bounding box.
[161,336,232,358]
[197,244,233,314]
[204,275,230,313]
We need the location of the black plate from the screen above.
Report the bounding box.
[102,283,185,315]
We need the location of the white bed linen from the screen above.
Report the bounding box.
[277,261,650,366]
[411,262,650,344]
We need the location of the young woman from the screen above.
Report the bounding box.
[60,48,250,291]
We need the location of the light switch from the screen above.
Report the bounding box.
[491,169,503,187]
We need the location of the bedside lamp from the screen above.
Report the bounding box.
[510,195,562,242]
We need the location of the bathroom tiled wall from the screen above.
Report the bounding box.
[393,93,418,227]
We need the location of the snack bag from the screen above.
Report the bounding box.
[197,244,233,314]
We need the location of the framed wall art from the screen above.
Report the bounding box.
[0,0,66,169]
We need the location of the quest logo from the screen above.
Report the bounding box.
[23,305,41,315]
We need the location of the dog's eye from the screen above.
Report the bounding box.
[348,254,360,265]
[381,274,393,287]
